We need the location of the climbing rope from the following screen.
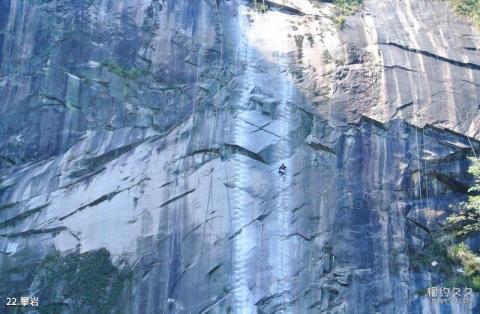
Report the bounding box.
[195,0,225,296]
[162,9,207,312]
[431,2,478,157]
[405,45,424,204]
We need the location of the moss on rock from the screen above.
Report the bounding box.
[102,61,143,80]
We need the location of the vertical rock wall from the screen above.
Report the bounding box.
[0,0,479,313]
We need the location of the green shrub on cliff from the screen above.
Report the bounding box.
[411,158,480,292]
[450,243,480,276]
[333,0,363,15]
[448,0,480,28]
[329,0,363,29]
[448,243,480,290]
[102,60,142,80]
[448,157,480,237]
[409,234,480,292]
[446,157,480,291]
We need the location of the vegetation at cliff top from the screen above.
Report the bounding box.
[448,0,480,28]
[332,0,480,29]
[331,0,363,29]
[333,0,363,15]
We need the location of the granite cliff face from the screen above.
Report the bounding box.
[0,0,479,313]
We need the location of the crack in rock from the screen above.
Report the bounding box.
[391,101,414,119]
[383,65,420,73]
[0,226,66,238]
[379,42,480,71]
[160,188,196,207]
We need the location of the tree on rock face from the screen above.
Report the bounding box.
[448,157,480,238]
[446,157,480,291]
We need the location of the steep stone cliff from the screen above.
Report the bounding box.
[0,0,479,313]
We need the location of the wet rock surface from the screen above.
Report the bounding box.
[0,0,479,313]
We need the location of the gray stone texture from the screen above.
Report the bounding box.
[0,0,479,313]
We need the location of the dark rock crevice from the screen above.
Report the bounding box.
[160,188,196,207]
[0,226,66,238]
[379,41,480,71]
